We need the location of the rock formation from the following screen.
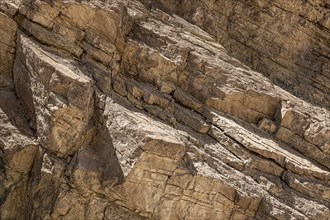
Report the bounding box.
[0,0,329,219]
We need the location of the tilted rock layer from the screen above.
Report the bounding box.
[0,0,329,219]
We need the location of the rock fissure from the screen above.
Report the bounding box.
[0,0,329,219]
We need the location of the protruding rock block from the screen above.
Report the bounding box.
[13,32,94,157]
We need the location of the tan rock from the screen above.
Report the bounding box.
[13,32,94,157]
[0,0,20,17]
[28,150,66,218]
[0,90,37,219]
[275,101,330,168]
[20,18,83,57]
[174,88,203,111]
[258,118,277,133]
[19,0,60,28]
[282,171,330,204]
[149,0,330,108]
[0,0,329,219]
[0,176,29,220]
[206,91,280,124]
[0,12,17,89]
[175,104,210,134]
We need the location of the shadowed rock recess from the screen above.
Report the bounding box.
[0,0,329,219]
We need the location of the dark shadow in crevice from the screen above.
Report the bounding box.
[0,90,35,138]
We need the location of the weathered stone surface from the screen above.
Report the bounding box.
[0,90,37,219]
[28,150,66,219]
[258,118,277,134]
[0,0,20,17]
[0,12,17,89]
[0,0,329,219]
[13,32,94,158]
[275,101,330,168]
[141,0,330,109]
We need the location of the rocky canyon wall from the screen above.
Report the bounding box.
[141,0,330,109]
[0,0,329,219]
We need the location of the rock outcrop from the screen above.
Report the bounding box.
[140,0,330,109]
[0,0,329,219]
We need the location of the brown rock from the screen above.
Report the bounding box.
[258,118,277,133]
[0,12,17,89]
[146,0,330,108]
[13,32,94,157]
[0,0,329,219]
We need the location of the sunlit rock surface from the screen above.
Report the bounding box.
[0,0,329,219]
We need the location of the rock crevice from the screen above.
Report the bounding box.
[0,0,329,219]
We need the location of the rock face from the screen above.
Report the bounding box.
[0,0,329,219]
[140,0,330,109]
[0,2,18,90]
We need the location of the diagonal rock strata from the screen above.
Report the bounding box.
[0,0,329,219]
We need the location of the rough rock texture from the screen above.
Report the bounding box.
[0,2,18,90]
[0,0,329,219]
[140,0,330,109]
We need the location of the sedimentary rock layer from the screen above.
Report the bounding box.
[0,0,329,219]
[140,0,330,109]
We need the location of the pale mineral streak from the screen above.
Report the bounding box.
[0,0,329,219]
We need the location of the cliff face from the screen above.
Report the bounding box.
[0,0,329,219]
[140,0,330,109]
